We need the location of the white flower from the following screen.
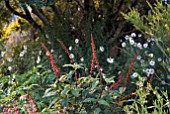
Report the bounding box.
[1,51,5,57]
[80,57,84,62]
[137,43,142,49]
[107,57,114,64]
[105,86,109,90]
[75,39,79,44]
[131,72,138,78]
[8,66,12,71]
[19,51,25,57]
[23,45,27,50]
[147,38,151,43]
[50,49,54,53]
[72,26,75,30]
[138,34,142,37]
[8,58,13,62]
[39,51,42,55]
[157,57,162,62]
[137,55,141,60]
[140,59,145,63]
[149,53,154,58]
[149,68,154,74]
[47,41,51,44]
[102,73,106,78]
[143,43,148,48]
[69,53,74,59]
[125,35,130,40]
[149,60,155,66]
[131,33,136,37]
[69,46,72,51]
[129,39,135,45]
[46,52,50,56]
[100,68,104,72]
[99,46,104,52]
[121,42,126,47]
[36,56,41,64]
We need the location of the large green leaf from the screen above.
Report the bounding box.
[71,88,80,97]
[91,80,99,90]
[83,98,96,102]
[98,99,110,107]
[61,86,70,96]
[94,108,101,114]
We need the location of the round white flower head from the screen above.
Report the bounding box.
[75,38,79,44]
[138,34,142,37]
[137,55,141,60]
[23,45,27,50]
[149,53,154,58]
[149,60,155,66]
[36,56,41,64]
[131,72,138,78]
[80,57,84,62]
[72,26,75,30]
[69,46,72,51]
[8,66,12,71]
[149,68,154,74]
[121,42,126,47]
[100,68,104,72]
[137,43,142,49]
[19,51,25,57]
[131,33,136,37]
[69,53,74,59]
[99,46,105,52]
[143,43,148,48]
[39,50,42,55]
[1,51,5,57]
[107,57,114,64]
[105,86,109,90]
[129,39,135,45]
[125,35,130,40]
[157,57,162,62]
[51,49,54,53]
[147,38,151,43]
[8,58,13,62]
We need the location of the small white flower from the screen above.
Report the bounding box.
[1,51,5,57]
[140,59,145,63]
[100,68,104,72]
[19,51,25,57]
[47,41,51,44]
[23,45,27,50]
[138,34,142,37]
[80,57,84,62]
[149,68,154,74]
[157,57,162,62]
[102,73,106,78]
[36,56,41,64]
[99,46,104,52]
[8,58,13,62]
[105,86,109,90]
[149,53,154,58]
[39,51,42,55]
[107,57,114,64]
[143,43,148,48]
[50,49,54,53]
[75,39,79,44]
[8,66,12,71]
[121,42,126,47]
[72,26,75,30]
[131,33,136,37]
[69,46,72,51]
[131,72,138,78]
[137,55,141,60]
[129,39,135,45]
[147,38,151,43]
[149,60,155,66]
[69,53,74,59]
[137,43,142,49]
[125,35,130,40]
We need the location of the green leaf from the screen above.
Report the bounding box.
[98,99,110,107]
[91,80,99,90]
[83,98,96,102]
[71,88,80,97]
[94,108,101,114]
[61,86,70,96]
[104,109,112,114]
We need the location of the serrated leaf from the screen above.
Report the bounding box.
[71,88,80,97]
[83,98,96,102]
[94,108,101,114]
[98,99,110,107]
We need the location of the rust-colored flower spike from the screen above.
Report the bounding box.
[27,93,38,113]
[149,72,154,84]
[123,54,138,88]
[109,71,124,90]
[57,38,74,63]
[90,34,102,76]
[41,43,62,80]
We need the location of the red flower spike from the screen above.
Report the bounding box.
[27,93,38,113]
[57,38,74,63]
[90,34,102,77]
[123,54,138,88]
[109,71,124,90]
[149,72,155,84]
[116,92,137,104]
[41,43,62,80]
